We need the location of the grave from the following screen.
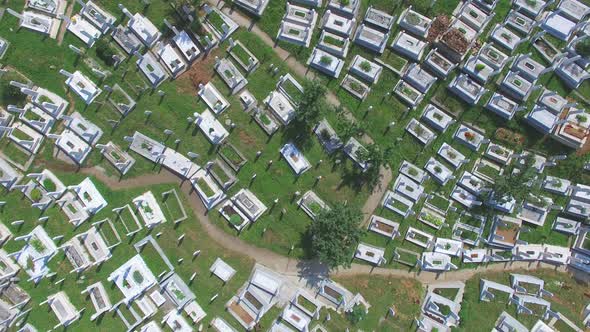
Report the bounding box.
[136,52,168,88]
[398,8,432,38]
[353,24,389,54]
[391,32,427,62]
[307,48,345,78]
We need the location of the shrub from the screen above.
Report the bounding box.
[576,114,588,123]
[95,39,116,66]
[320,55,333,65]
[359,60,372,72]
[346,304,366,325]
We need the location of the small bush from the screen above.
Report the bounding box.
[359,60,372,72]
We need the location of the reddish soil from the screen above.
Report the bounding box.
[237,130,258,147]
[229,301,254,324]
[495,128,525,146]
[441,28,469,54]
[176,50,219,95]
[427,16,451,42]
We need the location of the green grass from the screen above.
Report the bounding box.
[207,10,227,34]
[231,42,253,66]
[297,295,317,313]
[196,177,215,197]
[433,287,459,300]
[457,269,589,331]
[323,275,424,331]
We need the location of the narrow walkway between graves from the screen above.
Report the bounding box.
[79,167,583,287]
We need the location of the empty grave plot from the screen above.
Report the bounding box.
[209,159,237,189]
[115,303,141,329]
[394,248,420,267]
[96,218,122,248]
[296,294,317,314]
[433,287,460,300]
[160,189,188,224]
[218,143,247,172]
[136,239,172,279]
[0,142,33,169]
[113,204,142,236]
[123,69,149,95]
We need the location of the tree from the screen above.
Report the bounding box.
[95,39,116,66]
[294,79,327,131]
[356,143,392,188]
[483,155,538,206]
[346,304,367,325]
[575,39,590,57]
[308,203,364,270]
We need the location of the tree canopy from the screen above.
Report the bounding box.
[356,143,392,188]
[575,38,590,57]
[483,155,538,206]
[294,79,327,131]
[308,203,364,270]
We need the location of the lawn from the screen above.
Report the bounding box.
[0,169,256,331]
[457,269,589,331]
[322,275,424,331]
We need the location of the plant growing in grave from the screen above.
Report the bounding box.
[319,128,331,141]
[320,55,333,65]
[30,238,45,252]
[413,123,426,137]
[408,167,419,177]
[359,60,372,73]
[464,131,476,141]
[30,188,43,202]
[434,165,443,174]
[447,151,457,160]
[576,114,588,124]
[423,213,443,226]
[307,203,364,270]
[475,63,485,72]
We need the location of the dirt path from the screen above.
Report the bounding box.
[78,167,587,286]
[56,1,74,46]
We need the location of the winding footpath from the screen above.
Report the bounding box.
[75,1,586,286]
[41,1,581,291]
[80,167,581,286]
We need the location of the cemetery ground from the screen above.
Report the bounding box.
[458,269,590,331]
[2,0,589,268]
[214,0,590,269]
[0,166,423,331]
[1,0,590,330]
[0,2,373,258]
